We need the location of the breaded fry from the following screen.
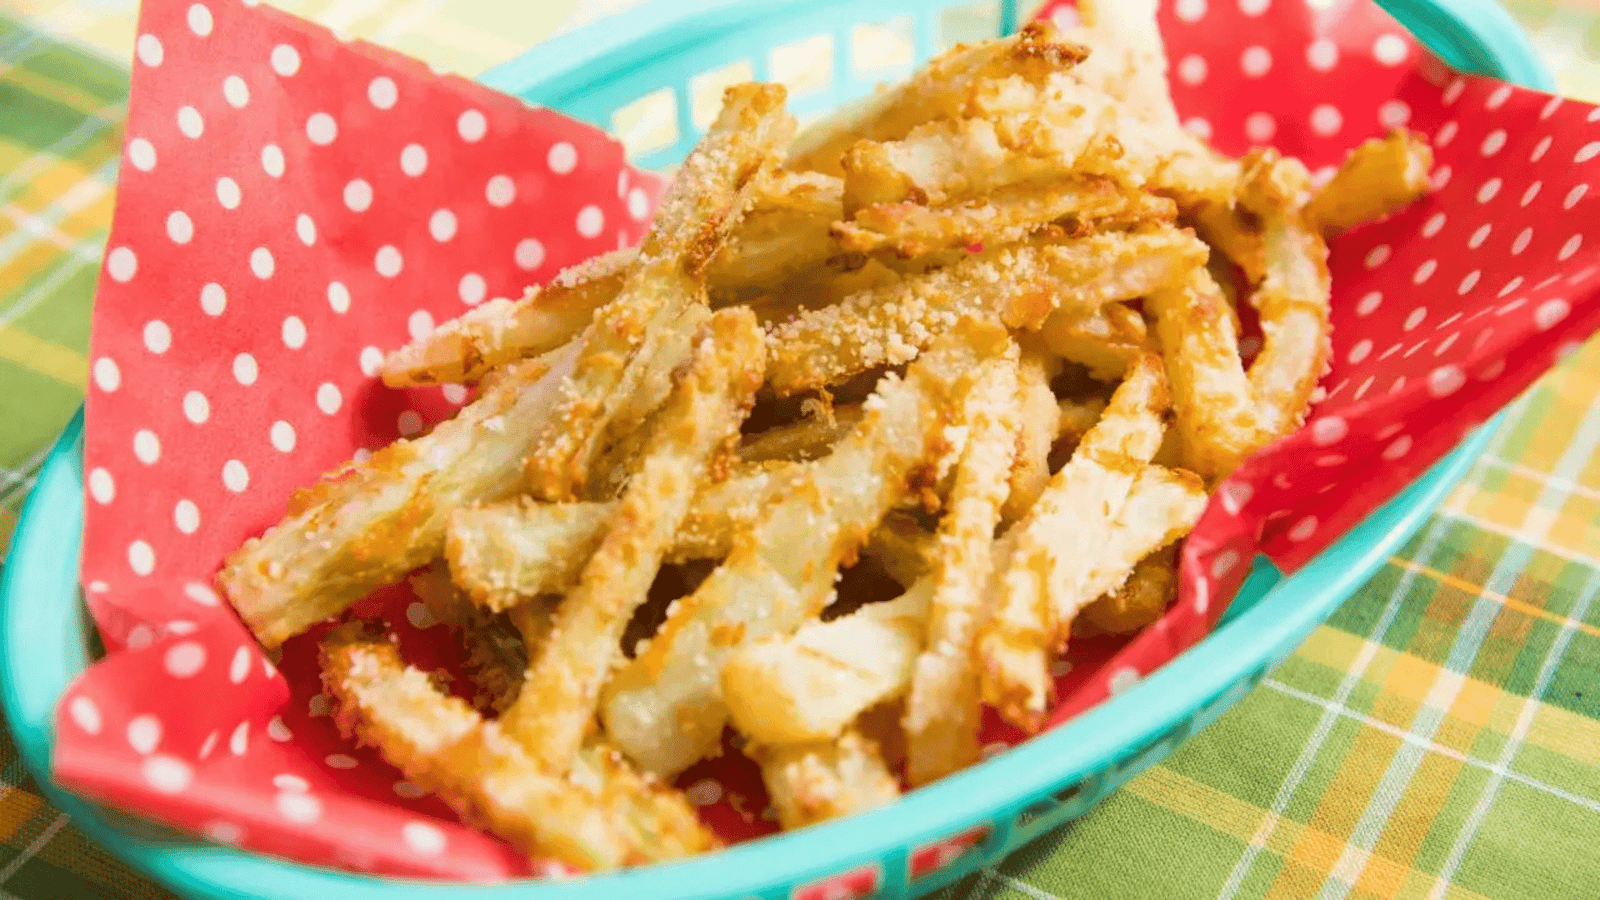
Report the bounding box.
[904,351,1021,785]
[832,177,1174,257]
[447,462,802,610]
[1038,301,1154,381]
[755,731,902,830]
[502,310,766,772]
[977,355,1168,731]
[787,21,1088,175]
[1001,351,1058,524]
[737,404,863,464]
[1077,545,1178,636]
[723,580,930,746]
[863,512,936,587]
[1308,130,1432,235]
[526,84,794,501]
[706,172,844,300]
[380,250,634,388]
[219,343,580,650]
[601,322,1004,777]
[1069,0,1179,130]
[766,227,1205,396]
[320,627,716,871]
[1146,267,1266,479]
[1238,150,1332,438]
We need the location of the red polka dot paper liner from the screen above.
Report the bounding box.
[56,0,1600,882]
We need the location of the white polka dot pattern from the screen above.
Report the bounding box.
[64,0,1600,883]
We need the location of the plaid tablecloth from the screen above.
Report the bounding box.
[2,2,1597,898]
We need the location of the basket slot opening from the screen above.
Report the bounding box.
[769,33,835,99]
[851,16,916,79]
[937,0,1004,52]
[611,87,680,159]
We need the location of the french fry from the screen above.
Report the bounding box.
[706,171,844,301]
[977,355,1168,731]
[320,627,717,871]
[787,21,1088,176]
[601,322,1004,777]
[1077,544,1178,636]
[1308,129,1433,235]
[380,249,634,387]
[1146,267,1266,479]
[755,731,902,830]
[723,580,931,746]
[737,403,863,464]
[863,512,936,587]
[526,83,794,501]
[1069,0,1178,130]
[766,227,1206,396]
[1050,463,1207,645]
[904,351,1021,785]
[1037,300,1154,381]
[219,342,581,650]
[831,177,1174,257]
[1001,351,1058,524]
[1238,149,1332,438]
[501,309,766,773]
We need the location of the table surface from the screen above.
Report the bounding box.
[2,1,1598,899]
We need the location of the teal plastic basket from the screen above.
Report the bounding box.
[0,2,1551,898]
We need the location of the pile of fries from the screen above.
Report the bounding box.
[217,1,1432,873]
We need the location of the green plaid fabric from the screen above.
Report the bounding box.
[2,3,1598,899]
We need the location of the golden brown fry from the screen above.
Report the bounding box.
[1001,351,1059,524]
[863,512,936,587]
[380,250,634,388]
[787,21,1087,176]
[1077,545,1178,636]
[1308,129,1433,235]
[1070,0,1178,129]
[601,322,1004,778]
[904,351,1021,785]
[502,310,766,773]
[1037,301,1154,381]
[1056,395,1108,445]
[766,227,1205,396]
[707,171,844,301]
[1238,150,1332,439]
[832,177,1173,257]
[1051,463,1207,645]
[320,627,716,871]
[737,404,863,464]
[219,343,580,650]
[755,731,902,830]
[1146,267,1266,479]
[977,355,1167,731]
[447,462,802,610]
[723,581,930,746]
[526,84,794,501]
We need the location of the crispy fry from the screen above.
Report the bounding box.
[977,355,1168,730]
[1051,463,1206,644]
[723,581,930,746]
[787,22,1088,175]
[863,512,936,587]
[707,172,845,300]
[601,322,1004,777]
[1077,545,1178,636]
[381,250,634,388]
[526,84,794,501]
[320,628,716,870]
[766,227,1205,396]
[502,310,766,772]
[1308,129,1433,235]
[737,404,863,464]
[1038,301,1154,381]
[1146,267,1266,479]
[904,352,1021,784]
[832,177,1174,257]
[1001,351,1058,524]
[1239,150,1332,438]
[756,731,902,830]
[219,342,581,650]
